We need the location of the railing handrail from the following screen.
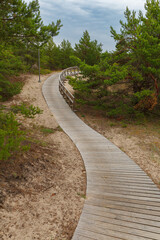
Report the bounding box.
[59,66,80,110]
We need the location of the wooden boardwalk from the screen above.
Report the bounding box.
[42,73,160,240]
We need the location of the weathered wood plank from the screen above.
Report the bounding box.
[73,235,94,240]
[85,195,160,211]
[85,167,147,173]
[80,214,160,239]
[73,230,121,240]
[78,222,150,240]
[86,190,160,203]
[87,181,159,191]
[85,192,160,207]
[81,212,160,234]
[87,176,156,186]
[82,206,160,228]
[87,186,160,198]
[84,203,160,222]
[87,183,160,194]
[87,171,154,181]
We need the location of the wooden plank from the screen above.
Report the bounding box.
[72,235,94,240]
[80,214,160,239]
[85,195,160,211]
[83,205,160,228]
[85,167,147,173]
[85,169,151,176]
[87,176,154,184]
[87,180,157,190]
[86,192,160,207]
[84,204,160,222]
[78,222,149,240]
[87,176,156,186]
[87,183,160,194]
[87,181,158,191]
[87,186,160,198]
[81,212,160,234]
[74,230,121,240]
[87,174,153,182]
[87,190,160,203]
[87,171,154,181]
[85,163,142,168]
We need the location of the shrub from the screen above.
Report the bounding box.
[40,127,55,134]
[0,74,23,101]
[0,111,29,161]
[30,68,52,75]
[11,103,43,118]
[106,101,136,119]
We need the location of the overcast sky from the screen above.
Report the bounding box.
[24,0,146,51]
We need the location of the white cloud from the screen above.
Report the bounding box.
[25,0,146,16]
[53,0,146,11]
[23,0,147,51]
[39,0,147,17]
[39,0,91,16]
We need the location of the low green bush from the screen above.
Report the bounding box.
[11,103,43,118]
[0,74,23,101]
[0,111,29,161]
[31,68,52,75]
[40,127,55,134]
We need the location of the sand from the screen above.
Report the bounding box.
[0,73,86,240]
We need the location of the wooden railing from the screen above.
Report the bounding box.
[59,66,80,110]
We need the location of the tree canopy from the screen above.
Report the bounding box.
[0,0,62,100]
[69,0,160,117]
[109,0,160,111]
[0,0,62,46]
[74,30,102,65]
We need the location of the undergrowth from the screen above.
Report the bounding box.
[40,125,63,134]
[0,103,43,161]
[0,74,23,101]
[0,111,29,161]
[11,102,43,118]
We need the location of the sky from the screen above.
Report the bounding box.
[24,0,147,51]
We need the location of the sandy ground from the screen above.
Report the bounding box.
[0,73,86,240]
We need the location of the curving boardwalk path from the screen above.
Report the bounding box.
[42,73,160,240]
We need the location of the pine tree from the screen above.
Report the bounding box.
[0,0,62,99]
[0,0,62,47]
[109,0,160,111]
[70,1,160,115]
[74,30,102,65]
